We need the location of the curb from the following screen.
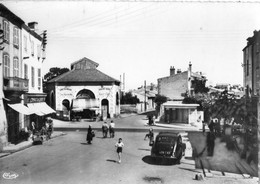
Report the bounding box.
[53,127,190,133]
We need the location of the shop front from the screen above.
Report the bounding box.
[4,91,29,144]
[159,101,200,125]
[24,93,55,131]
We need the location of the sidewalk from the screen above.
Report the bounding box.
[0,131,65,158]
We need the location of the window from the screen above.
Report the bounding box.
[24,64,28,79]
[38,68,41,89]
[31,67,35,88]
[24,36,27,52]
[13,58,19,77]
[13,27,19,47]
[31,40,34,56]
[3,20,9,42]
[246,59,249,76]
[3,54,10,77]
[37,44,41,59]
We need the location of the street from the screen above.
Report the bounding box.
[0,130,257,184]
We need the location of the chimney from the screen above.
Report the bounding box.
[177,69,181,74]
[170,66,175,76]
[189,61,192,73]
[28,22,38,31]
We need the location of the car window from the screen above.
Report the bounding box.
[157,136,176,144]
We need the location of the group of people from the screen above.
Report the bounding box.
[102,121,115,138]
[31,117,54,140]
[40,117,54,140]
[85,121,123,164]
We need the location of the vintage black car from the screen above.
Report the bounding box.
[150,132,186,162]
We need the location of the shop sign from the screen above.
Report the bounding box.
[59,87,72,91]
[59,87,73,96]
[27,97,45,103]
[99,87,111,95]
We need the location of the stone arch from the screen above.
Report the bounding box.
[50,91,55,109]
[101,99,109,120]
[76,89,95,99]
[116,92,119,105]
[62,99,70,111]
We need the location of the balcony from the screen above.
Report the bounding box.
[3,77,29,92]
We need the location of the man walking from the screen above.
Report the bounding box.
[102,122,109,138]
[109,120,115,138]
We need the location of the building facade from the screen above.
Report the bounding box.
[131,84,157,113]
[243,30,260,97]
[46,57,121,121]
[0,4,50,146]
[158,62,207,100]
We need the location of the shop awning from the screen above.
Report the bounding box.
[27,102,56,116]
[71,99,99,111]
[8,103,34,115]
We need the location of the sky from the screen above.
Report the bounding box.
[2,0,260,90]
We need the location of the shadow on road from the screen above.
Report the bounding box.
[138,148,151,151]
[178,167,199,173]
[80,143,89,145]
[142,156,179,166]
[106,159,118,163]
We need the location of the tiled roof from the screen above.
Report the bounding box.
[48,68,120,84]
[70,57,99,68]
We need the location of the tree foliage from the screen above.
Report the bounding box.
[120,92,140,105]
[192,78,209,94]
[154,94,168,114]
[44,67,69,81]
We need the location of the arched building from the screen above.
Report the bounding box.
[46,57,121,120]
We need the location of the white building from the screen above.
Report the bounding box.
[0,4,52,146]
[46,57,121,121]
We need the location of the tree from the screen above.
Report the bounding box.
[154,94,168,115]
[44,67,69,82]
[120,92,140,105]
[43,67,69,93]
[192,78,209,94]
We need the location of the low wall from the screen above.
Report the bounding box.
[188,131,258,177]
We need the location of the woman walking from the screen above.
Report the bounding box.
[86,125,94,144]
[115,138,124,163]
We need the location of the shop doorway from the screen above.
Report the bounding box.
[101,99,109,120]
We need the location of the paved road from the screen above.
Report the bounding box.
[0,131,256,184]
[53,113,198,133]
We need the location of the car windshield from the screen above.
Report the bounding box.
[156,136,176,144]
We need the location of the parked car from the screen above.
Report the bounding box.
[150,132,186,163]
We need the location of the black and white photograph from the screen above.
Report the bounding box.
[0,0,259,183]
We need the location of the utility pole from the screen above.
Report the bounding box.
[144,80,146,112]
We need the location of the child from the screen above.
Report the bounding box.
[115,138,124,163]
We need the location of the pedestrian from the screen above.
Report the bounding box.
[152,115,156,125]
[202,121,206,133]
[102,122,109,138]
[174,135,185,164]
[86,125,94,144]
[31,121,36,134]
[144,128,154,140]
[144,128,154,146]
[115,138,124,163]
[109,120,115,138]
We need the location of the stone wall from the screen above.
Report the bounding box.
[158,72,188,99]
